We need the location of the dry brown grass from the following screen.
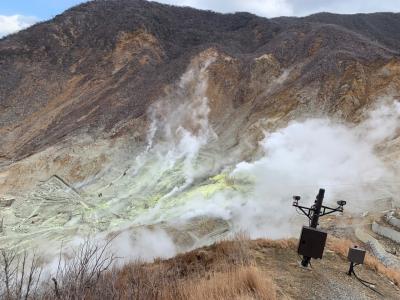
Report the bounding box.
[107,263,276,300]
[253,238,297,250]
[363,255,400,287]
[0,238,276,299]
[327,236,400,287]
[8,235,400,299]
[80,239,277,300]
[177,266,276,300]
[326,236,353,258]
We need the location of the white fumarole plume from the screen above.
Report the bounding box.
[135,56,217,199]
[229,100,400,238]
[165,99,400,239]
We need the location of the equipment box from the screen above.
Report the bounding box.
[298,226,327,259]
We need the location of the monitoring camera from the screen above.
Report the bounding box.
[292,196,301,206]
[337,200,347,207]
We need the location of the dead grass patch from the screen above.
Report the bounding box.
[177,266,276,300]
[2,237,304,299]
[254,238,297,250]
[79,238,276,300]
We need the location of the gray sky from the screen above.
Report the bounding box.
[155,0,400,18]
[1,0,400,37]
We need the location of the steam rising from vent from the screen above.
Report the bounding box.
[149,99,400,239]
[107,229,177,263]
[228,100,400,237]
[112,88,400,250]
[356,101,400,144]
[136,57,217,195]
[148,59,216,154]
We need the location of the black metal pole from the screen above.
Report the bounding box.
[301,188,325,267]
[347,262,354,276]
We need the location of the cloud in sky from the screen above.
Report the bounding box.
[155,0,400,17]
[0,15,37,38]
[156,0,294,17]
[1,0,400,38]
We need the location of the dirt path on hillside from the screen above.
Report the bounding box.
[251,242,400,299]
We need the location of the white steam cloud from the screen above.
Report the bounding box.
[41,228,177,280]
[126,57,400,243]
[161,100,400,239]
[111,229,177,263]
[228,101,400,237]
[134,56,217,199]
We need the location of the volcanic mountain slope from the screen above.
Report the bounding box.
[1,0,400,168]
[1,0,400,255]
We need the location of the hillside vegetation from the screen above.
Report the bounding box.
[2,237,400,299]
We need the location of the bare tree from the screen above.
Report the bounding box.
[0,249,42,300]
[0,248,17,299]
[48,237,117,299]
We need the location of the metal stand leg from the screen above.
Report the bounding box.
[347,262,354,276]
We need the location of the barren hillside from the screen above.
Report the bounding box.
[1,1,400,166]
